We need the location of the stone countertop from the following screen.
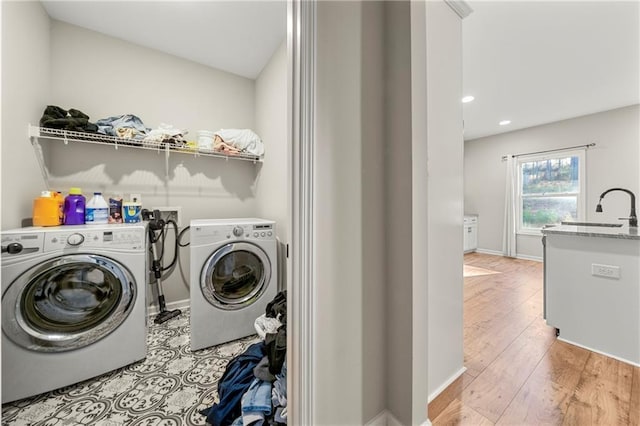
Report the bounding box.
[541,223,640,240]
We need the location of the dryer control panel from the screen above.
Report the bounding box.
[251,223,274,239]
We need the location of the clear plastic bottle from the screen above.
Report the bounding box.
[85,192,109,225]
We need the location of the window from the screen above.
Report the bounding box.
[517,150,585,233]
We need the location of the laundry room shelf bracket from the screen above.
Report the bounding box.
[29,127,52,188]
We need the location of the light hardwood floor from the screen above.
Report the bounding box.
[429,252,640,425]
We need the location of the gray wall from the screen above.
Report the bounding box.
[1,1,51,229]
[464,104,640,259]
[2,12,288,307]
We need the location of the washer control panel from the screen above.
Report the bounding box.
[43,226,146,251]
[1,232,44,259]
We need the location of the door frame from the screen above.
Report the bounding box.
[287,0,315,424]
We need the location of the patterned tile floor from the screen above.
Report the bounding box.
[1,309,259,426]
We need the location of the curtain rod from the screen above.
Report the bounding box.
[501,142,596,161]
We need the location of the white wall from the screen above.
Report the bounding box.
[1,1,51,229]
[361,1,387,422]
[385,1,414,423]
[425,0,465,404]
[48,20,258,214]
[465,105,640,259]
[315,2,365,424]
[255,40,289,292]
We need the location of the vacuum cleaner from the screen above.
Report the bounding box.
[145,209,182,324]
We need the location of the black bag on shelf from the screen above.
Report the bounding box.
[39,105,98,133]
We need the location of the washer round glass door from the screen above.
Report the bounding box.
[201,242,271,310]
[2,254,136,352]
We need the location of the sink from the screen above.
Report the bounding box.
[561,221,623,228]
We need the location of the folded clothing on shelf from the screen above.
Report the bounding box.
[96,114,148,140]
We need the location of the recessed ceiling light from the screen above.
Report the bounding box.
[499,120,511,126]
[462,95,475,103]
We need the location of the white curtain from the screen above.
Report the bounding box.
[502,156,517,257]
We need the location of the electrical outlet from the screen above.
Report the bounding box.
[591,263,620,279]
[152,207,181,227]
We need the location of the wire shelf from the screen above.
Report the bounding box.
[28,125,263,163]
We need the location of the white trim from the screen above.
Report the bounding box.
[364,410,407,426]
[475,248,504,257]
[558,337,640,368]
[146,299,189,317]
[444,0,473,19]
[474,248,543,262]
[387,410,404,426]
[365,410,389,426]
[514,253,543,262]
[427,366,467,403]
[288,0,315,424]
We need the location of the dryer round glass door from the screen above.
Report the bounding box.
[201,242,272,310]
[1,254,136,352]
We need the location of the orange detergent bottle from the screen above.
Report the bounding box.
[33,191,62,226]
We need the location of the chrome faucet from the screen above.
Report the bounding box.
[595,187,637,227]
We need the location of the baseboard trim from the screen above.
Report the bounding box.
[558,337,640,368]
[428,366,467,403]
[515,253,543,262]
[147,299,190,318]
[475,248,503,256]
[474,249,542,263]
[365,410,388,426]
[365,410,409,426]
[387,411,403,426]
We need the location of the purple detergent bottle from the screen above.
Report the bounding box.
[63,187,86,225]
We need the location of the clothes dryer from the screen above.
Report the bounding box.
[1,224,147,403]
[190,218,277,351]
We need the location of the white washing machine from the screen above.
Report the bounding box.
[190,218,278,351]
[1,224,147,403]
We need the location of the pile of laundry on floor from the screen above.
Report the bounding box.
[201,291,287,426]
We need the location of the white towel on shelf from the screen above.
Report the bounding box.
[214,128,264,157]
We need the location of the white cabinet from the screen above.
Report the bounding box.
[464,215,478,253]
